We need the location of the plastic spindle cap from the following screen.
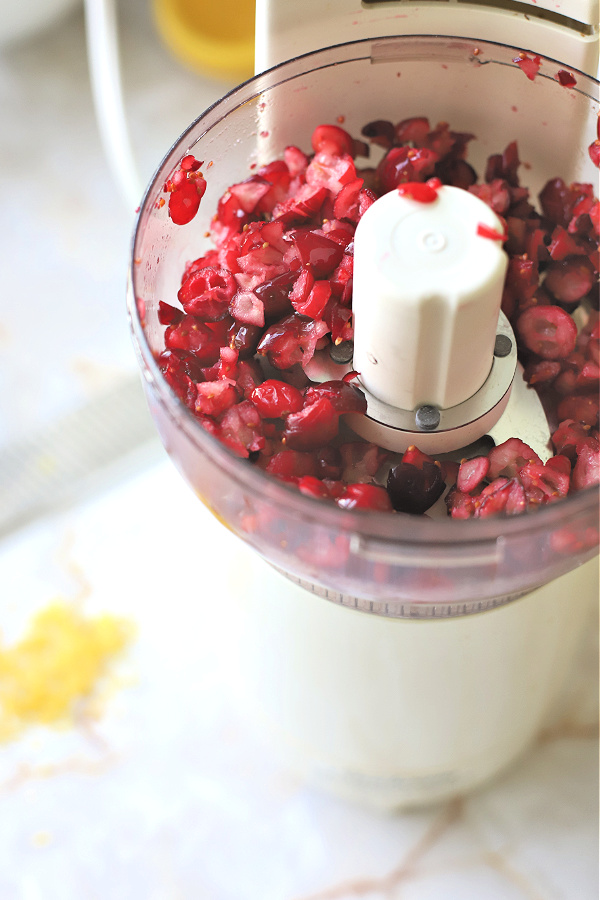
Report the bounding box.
[352,185,509,412]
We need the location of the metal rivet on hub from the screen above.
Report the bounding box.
[415,405,440,431]
[494,333,513,358]
[329,341,354,365]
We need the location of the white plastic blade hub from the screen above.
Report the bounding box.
[352,185,509,412]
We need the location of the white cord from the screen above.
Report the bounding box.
[84,0,143,211]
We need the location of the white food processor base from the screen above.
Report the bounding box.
[227,550,598,810]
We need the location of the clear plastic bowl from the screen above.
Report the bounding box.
[128,36,599,617]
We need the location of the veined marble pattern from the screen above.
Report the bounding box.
[0,461,597,899]
[0,1,598,896]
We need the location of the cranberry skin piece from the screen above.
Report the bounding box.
[311,124,354,157]
[516,305,577,360]
[251,380,304,418]
[178,266,237,320]
[281,396,339,451]
[337,483,393,512]
[386,461,445,514]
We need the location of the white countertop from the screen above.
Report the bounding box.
[0,4,598,897]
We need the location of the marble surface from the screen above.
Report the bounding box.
[0,3,598,898]
[0,460,598,899]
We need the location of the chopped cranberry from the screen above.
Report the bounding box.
[168,177,207,225]
[394,117,430,146]
[257,313,329,369]
[333,178,365,222]
[227,320,263,359]
[251,379,304,418]
[266,450,318,478]
[304,380,367,415]
[485,141,521,187]
[229,177,272,214]
[218,400,265,457]
[361,119,395,149]
[446,486,477,519]
[235,358,263,399]
[469,179,511,215]
[291,279,331,319]
[253,270,296,320]
[195,380,238,417]
[297,475,331,499]
[284,145,310,177]
[524,358,561,386]
[315,445,343,480]
[281,395,339,451]
[158,301,184,326]
[272,183,328,224]
[396,179,441,203]
[164,316,223,365]
[516,305,577,359]
[387,460,445,514]
[572,437,600,490]
[539,178,578,228]
[178,266,237,320]
[457,456,490,493]
[337,483,393,512]
[401,445,436,469]
[377,148,439,192]
[556,70,577,87]
[519,462,570,502]
[547,226,586,261]
[514,54,541,81]
[477,222,506,242]
[552,418,591,461]
[229,291,265,327]
[543,257,596,304]
[556,394,599,427]
[311,124,354,157]
[487,438,542,479]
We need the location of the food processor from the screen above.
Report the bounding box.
[126,1,599,808]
